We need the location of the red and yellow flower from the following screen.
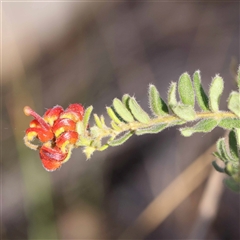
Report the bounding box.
[24,104,84,171]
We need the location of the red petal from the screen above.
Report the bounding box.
[65,104,84,120]
[39,145,67,171]
[26,127,54,142]
[56,131,78,149]
[60,111,80,122]
[44,105,64,126]
[40,145,67,161]
[52,118,76,137]
[41,158,62,172]
[29,119,41,128]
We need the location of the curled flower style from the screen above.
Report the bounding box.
[24,104,85,171]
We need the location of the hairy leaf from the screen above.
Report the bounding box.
[135,123,168,135]
[94,114,103,129]
[149,84,169,116]
[108,131,133,146]
[111,121,122,131]
[128,97,150,123]
[178,73,195,107]
[229,130,239,161]
[122,94,131,108]
[193,70,209,111]
[106,107,121,124]
[209,75,224,112]
[172,104,196,121]
[216,138,232,163]
[235,128,240,148]
[228,91,240,117]
[83,106,93,129]
[113,98,134,122]
[168,82,178,108]
[218,119,240,129]
[180,118,218,137]
[213,152,227,162]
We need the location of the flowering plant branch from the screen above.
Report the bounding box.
[24,68,240,191]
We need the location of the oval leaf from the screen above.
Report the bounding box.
[235,128,240,148]
[218,119,240,129]
[106,107,121,124]
[135,123,168,135]
[216,138,232,163]
[180,118,218,137]
[229,130,239,161]
[178,73,195,107]
[228,91,240,117]
[122,94,131,108]
[108,131,133,146]
[113,98,134,122]
[168,82,177,108]
[83,106,93,129]
[209,75,224,112]
[193,70,209,111]
[128,97,150,123]
[111,121,122,131]
[94,114,103,129]
[172,104,196,121]
[148,84,168,116]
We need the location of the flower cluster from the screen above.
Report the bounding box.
[24,104,84,171]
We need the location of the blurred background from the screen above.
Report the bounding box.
[2,1,240,239]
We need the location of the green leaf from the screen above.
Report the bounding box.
[128,97,150,124]
[212,160,225,173]
[228,91,240,117]
[113,98,134,122]
[100,115,106,126]
[108,131,133,146]
[135,123,168,135]
[180,118,218,137]
[235,128,240,148]
[110,121,122,131]
[94,114,103,129]
[83,106,93,129]
[209,75,224,112]
[149,84,169,116]
[76,121,84,136]
[172,104,196,121]
[168,82,177,108]
[98,144,109,151]
[122,94,131,108]
[216,138,232,163]
[106,107,121,124]
[218,119,240,130]
[193,70,209,111]
[213,152,226,162]
[229,130,239,161]
[178,73,195,107]
[224,177,240,192]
